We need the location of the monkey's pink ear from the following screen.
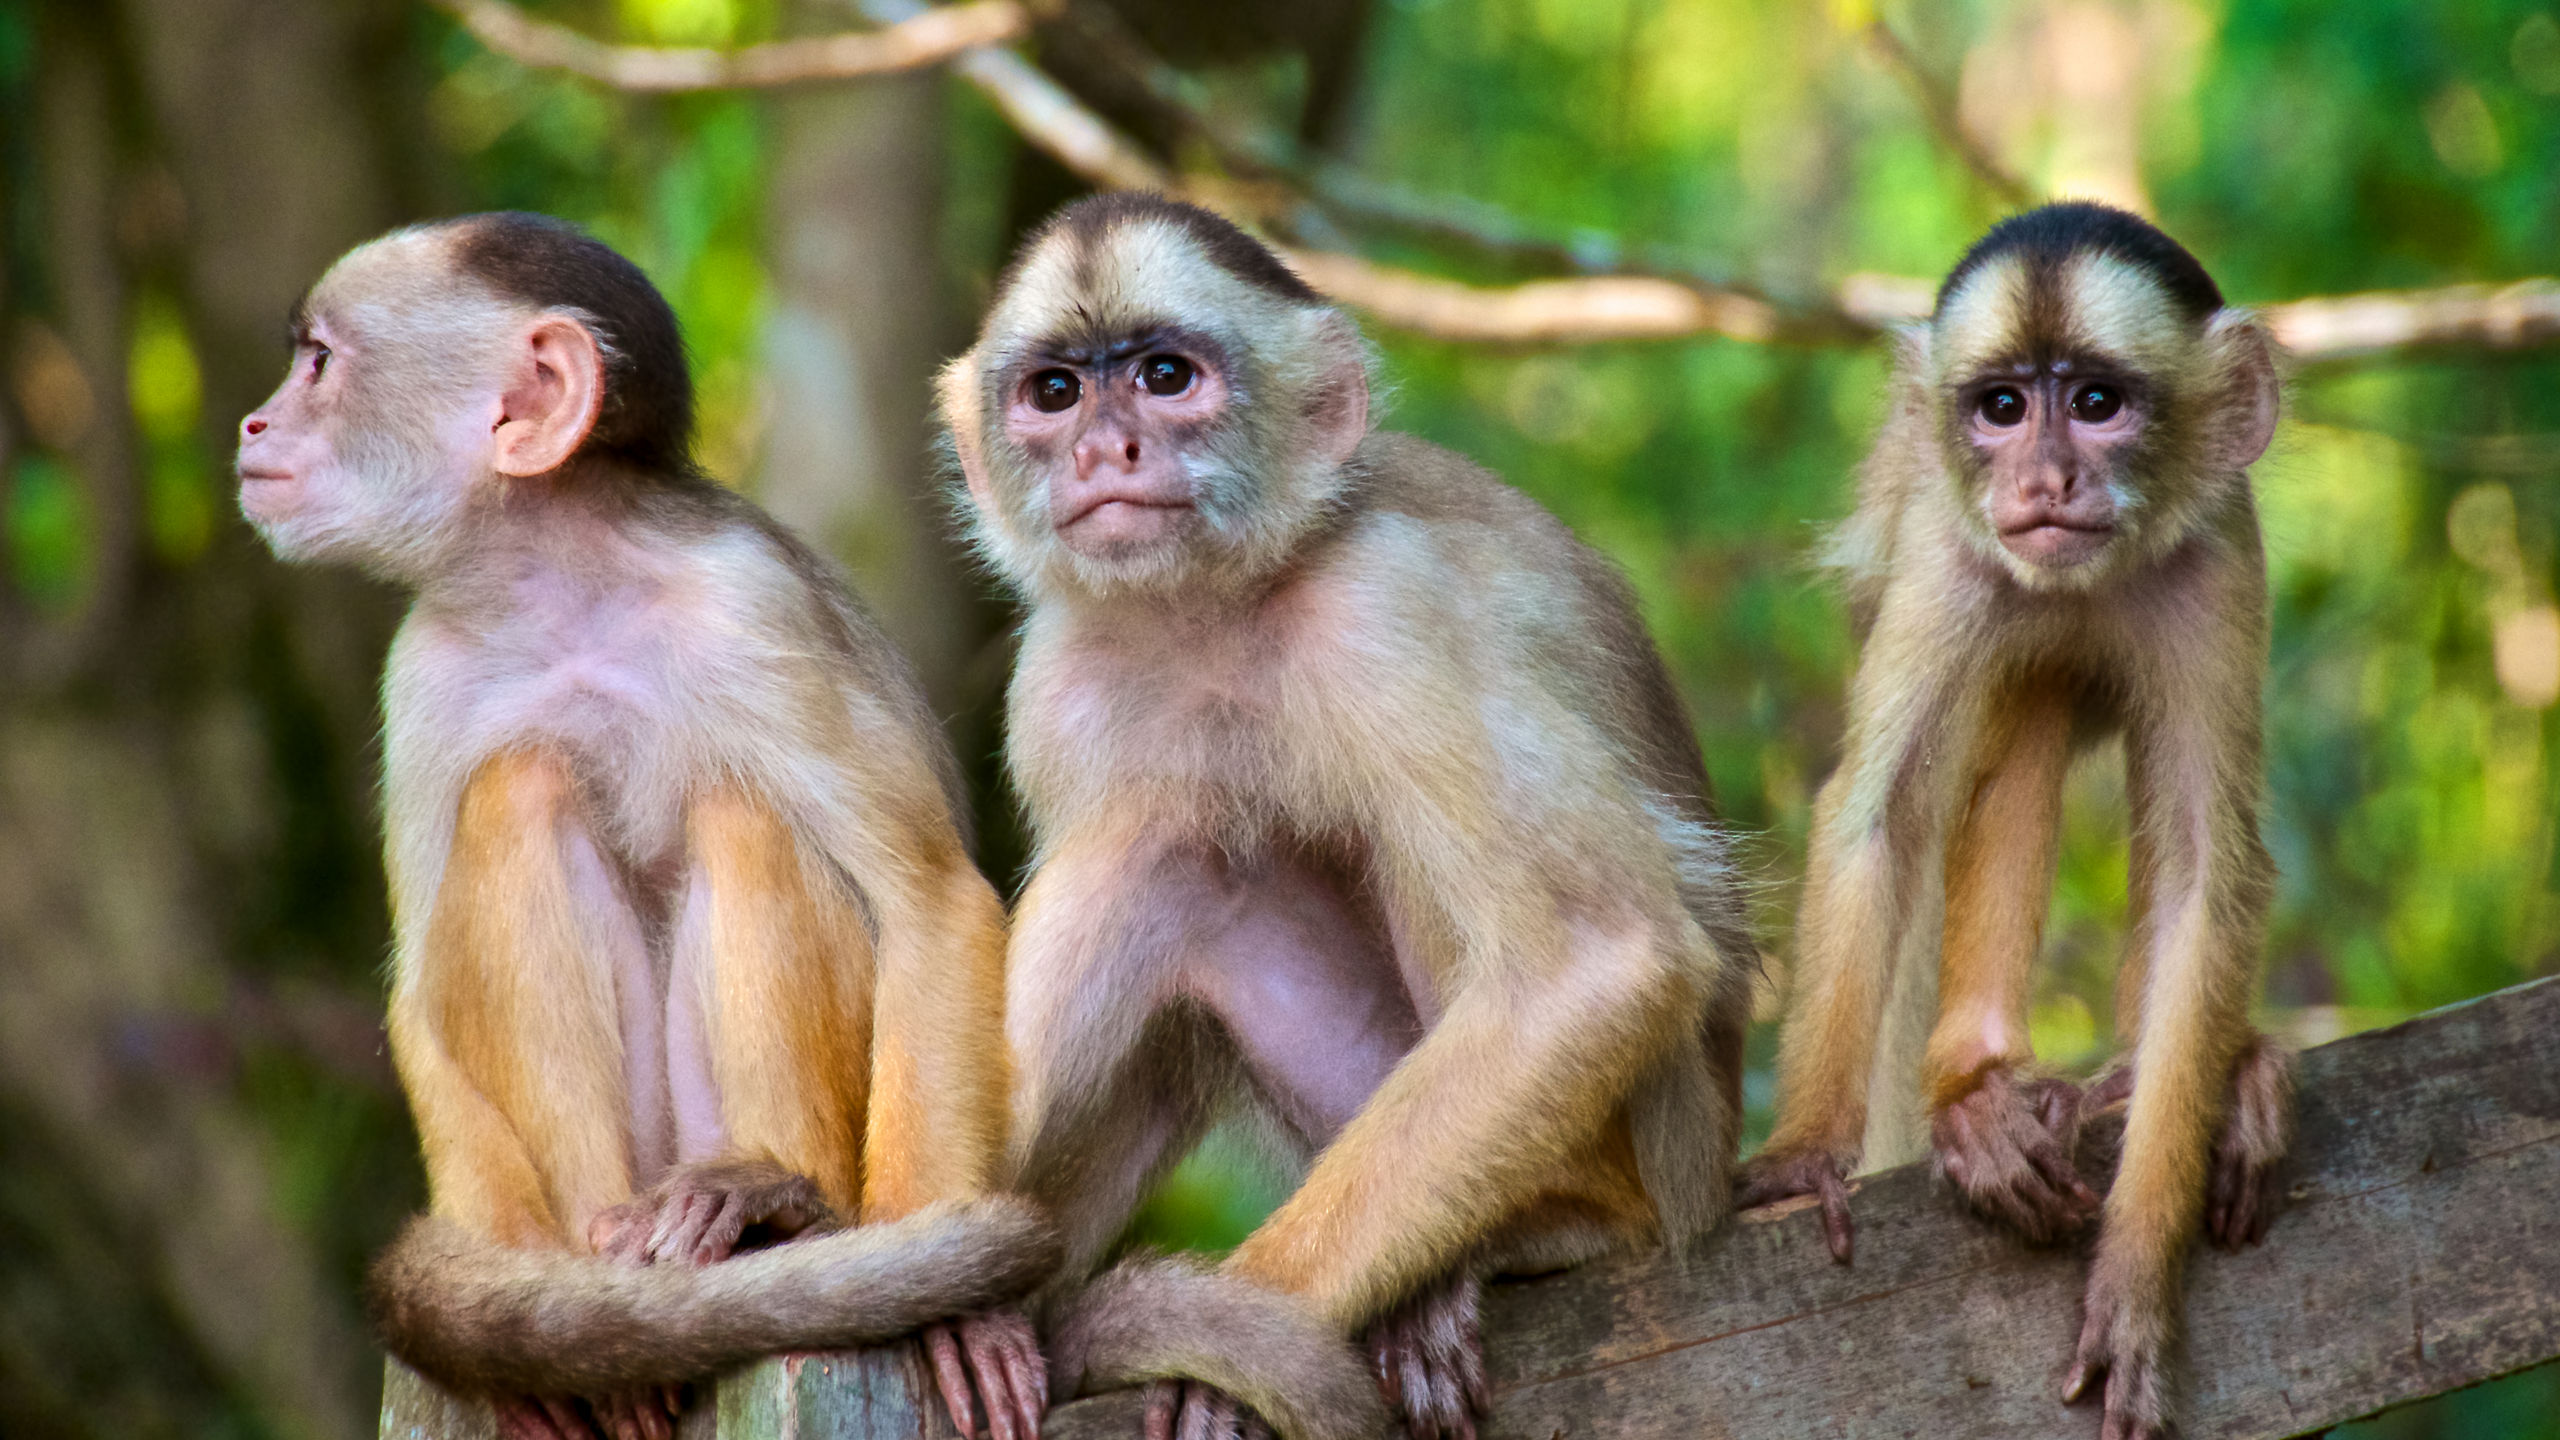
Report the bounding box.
[492,315,606,478]
[2204,312,2281,472]
[1306,316,1370,466]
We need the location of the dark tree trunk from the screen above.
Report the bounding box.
[0,3,433,1436]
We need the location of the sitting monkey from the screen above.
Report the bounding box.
[942,194,1758,1440]
[236,213,1054,1440]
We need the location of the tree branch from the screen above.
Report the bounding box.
[438,1,2560,360]
[2265,279,2560,362]
[1860,20,2034,206]
[428,0,1029,92]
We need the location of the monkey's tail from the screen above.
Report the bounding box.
[367,1196,1058,1396]
[1045,1255,1384,1440]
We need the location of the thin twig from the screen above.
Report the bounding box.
[1861,20,2034,206]
[429,0,1028,91]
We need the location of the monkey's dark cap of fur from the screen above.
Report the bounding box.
[1030,192,1325,307]
[448,211,697,474]
[1938,200,2225,322]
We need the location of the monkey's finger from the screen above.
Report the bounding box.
[1817,1165,1856,1264]
[988,1326,1047,1440]
[496,1397,571,1440]
[1142,1381,1179,1440]
[924,1324,982,1439]
[643,1192,701,1262]
[678,1191,747,1266]
[976,1346,1022,1440]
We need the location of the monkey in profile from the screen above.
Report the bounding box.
[235,213,1056,1440]
[940,193,1757,1440]
[1738,202,2294,1440]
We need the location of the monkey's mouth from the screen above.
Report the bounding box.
[1999,519,2115,567]
[1059,496,1192,528]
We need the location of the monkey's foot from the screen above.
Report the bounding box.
[1143,1379,1276,1440]
[1362,1273,1487,1440]
[1735,1144,1858,1263]
[926,1308,1047,1440]
[1930,1067,2099,1245]
[496,1388,682,1440]
[587,1158,834,1266]
[2062,1260,2176,1440]
[2206,1035,2295,1250]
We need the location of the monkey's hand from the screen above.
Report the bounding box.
[1735,1144,1858,1263]
[2205,1035,2294,1250]
[1362,1273,1487,1440]
[924,1307,1047,1440]
[2063,1248,2176,1440]
[1929,1067,2100,1245]
[587,1158,837,1267]
[1143,1380,1276,1440]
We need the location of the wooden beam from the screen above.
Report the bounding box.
[381,976,2560,1439]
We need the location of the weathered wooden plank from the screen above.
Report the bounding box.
[382,977,2560,1440]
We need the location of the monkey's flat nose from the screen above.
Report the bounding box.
[242,415,268,438]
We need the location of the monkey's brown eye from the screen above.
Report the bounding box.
[1979,387,2026,427]
[1139,355,1195,397]
[1029,369,1081,413]
[2070,383,2122,423]
[310,347,332,382]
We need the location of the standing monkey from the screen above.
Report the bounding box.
[942,194,1756,1440]
[1738,203,2294,1440]
[235,214,1055,1440]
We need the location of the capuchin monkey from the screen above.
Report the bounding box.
[1737,202,2294,1440]
[941,194,1757,1440]
[235,213,1058,1440]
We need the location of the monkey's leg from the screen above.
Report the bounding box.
[2064,693,2274,1440]
[1923,683,2098,1244]
[1742,645,1973,1262]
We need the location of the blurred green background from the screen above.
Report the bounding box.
[0,0,2554,1435]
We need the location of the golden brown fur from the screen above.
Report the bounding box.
[236,215,1046,1440]
[944,195,1754,1440]
[1740,203,2294,1440]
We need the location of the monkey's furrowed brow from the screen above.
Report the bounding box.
[1039,335,1156,369]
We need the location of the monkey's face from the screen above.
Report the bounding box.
[945,215,1370,598]
[1956,365,2145,573]
[237,237,528,579]
[1003,333,1233,564]
[1933,250,2255,591]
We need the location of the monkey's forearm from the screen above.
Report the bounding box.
[1224,932,1690,1328]
[1923,686,2072,1108]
